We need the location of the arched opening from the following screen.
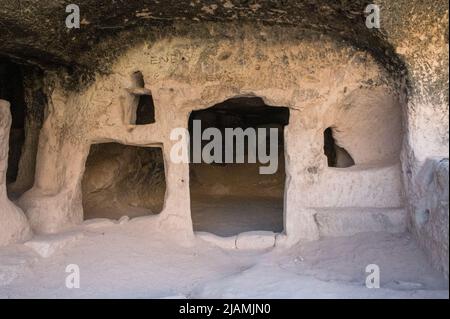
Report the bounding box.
[129,71,155,125]
[188,97,289,236]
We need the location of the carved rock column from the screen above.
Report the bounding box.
[0,99,32,246]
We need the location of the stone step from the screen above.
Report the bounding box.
[314,207,406,237]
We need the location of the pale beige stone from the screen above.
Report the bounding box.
[15,35,406,251]
[236,231,276,250]
[0,100,32,246]
[24,231,84,258]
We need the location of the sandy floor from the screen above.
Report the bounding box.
[0,217,448,299]
[191,195,283,236]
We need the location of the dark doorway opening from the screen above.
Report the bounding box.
[0,59,26,186]
[188,97,289,236]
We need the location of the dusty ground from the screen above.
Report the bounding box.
[191,195,284,236]
[0,217,447,299]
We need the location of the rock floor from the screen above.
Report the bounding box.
[0,217,448,298]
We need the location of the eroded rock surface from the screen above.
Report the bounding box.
[0,100,31,246]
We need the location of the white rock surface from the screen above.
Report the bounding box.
[83,218,116,229]
[0,255,32,287]
[0,224,447,298]
[25,231,84,258]
[118,215,130,225]
[197,232,237,249]
[0,100,32,247]
[235,231,276,250]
